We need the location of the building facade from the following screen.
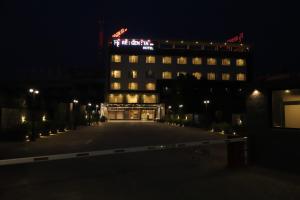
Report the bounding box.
[101,38,250,120]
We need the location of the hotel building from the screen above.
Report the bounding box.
[101,38,250,120]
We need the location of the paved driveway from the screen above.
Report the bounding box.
[0,122,225,159]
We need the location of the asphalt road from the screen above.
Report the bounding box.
[1,122,300,200]
[1,145,300,200]
[0,122,225,159]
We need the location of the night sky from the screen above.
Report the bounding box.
[0,0,298,78]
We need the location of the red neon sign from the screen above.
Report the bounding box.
[112,28,128,38]
[227,32,244,43]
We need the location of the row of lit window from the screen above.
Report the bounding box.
[111,70,246,81]
[112,55,246,66]
[111,82,155,90]
[108,94,157,104]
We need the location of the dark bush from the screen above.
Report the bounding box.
[0,123,31,141]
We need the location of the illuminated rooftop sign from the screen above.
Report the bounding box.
[112,28,128,38]
[113,39,154,50]
[227,32,244,43]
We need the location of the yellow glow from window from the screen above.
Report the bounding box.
[177,57,187,64]
[222,73,230,80]
[236,73,246,81]
[128,82,138,90]
[192,57,202,65]
[146,56,155,63]
[131,70,137,78]
[108,94,123,103]
[222,58,231,66]
[207,58,217,65]
[162,72,172,79]
[146,83,156,90]
[162,56,172,64]
[143,94,157,103]
[207,72,216,80]
[111,70,121,78]
[192,72,202,80]
[111,55,121,63]
[236,59,246,66]
[126,94,139,103]
[111,82,121,90]
[177,72,187,77]
[129,55,138,63]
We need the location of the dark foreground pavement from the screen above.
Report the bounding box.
[0,122,225,159]
[1,144,300,200]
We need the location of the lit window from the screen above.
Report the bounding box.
[111,70,121,78]
[207,58,217,65]
[162,72,172,79]
[222,58,231,66]
[131,70,137,79]
[236,73,246,81]
[222,73,230,80]
[207,72,216,80]
[143,94,157,103]
[192,57,202,65]
[236,59,246,66]
[111,55,121,63]
[162,56,172,64]
[111,82,121,90]
[146,83,156,90]
[126,94,139,103]
[192,72,202,80]
[177,72,187,77]
[128,82,138,90]
[129,55,138,63]
[108,94,123,103]
[177,57,187,64]
[146,56,155,64]
[272,89,300,128]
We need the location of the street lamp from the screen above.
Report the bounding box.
[28,88,39,141]
[87,103,92,126]
[203,100,210,112]
[72,99,79,130]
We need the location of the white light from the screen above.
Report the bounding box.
[203,100,210,104]
[34,90,39,94]
[42,115,46,122]
[29,89,34,93]
[285,90,290,93]
[179,104,183,108]
[21,115,26,123]
[252,89,260,96]
[168,105,172,109]
[73,99,79,104]
[96,105,99,108]
[88,103,92,106]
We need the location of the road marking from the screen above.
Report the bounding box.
[0,137,247,166]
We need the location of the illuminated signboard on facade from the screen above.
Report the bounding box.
[113,39,154,50]
[112,28,128,38]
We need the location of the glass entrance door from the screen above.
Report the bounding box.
[128,110,140,120]
[141,110,155,120]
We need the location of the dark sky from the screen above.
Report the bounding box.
[0,0,298,77]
